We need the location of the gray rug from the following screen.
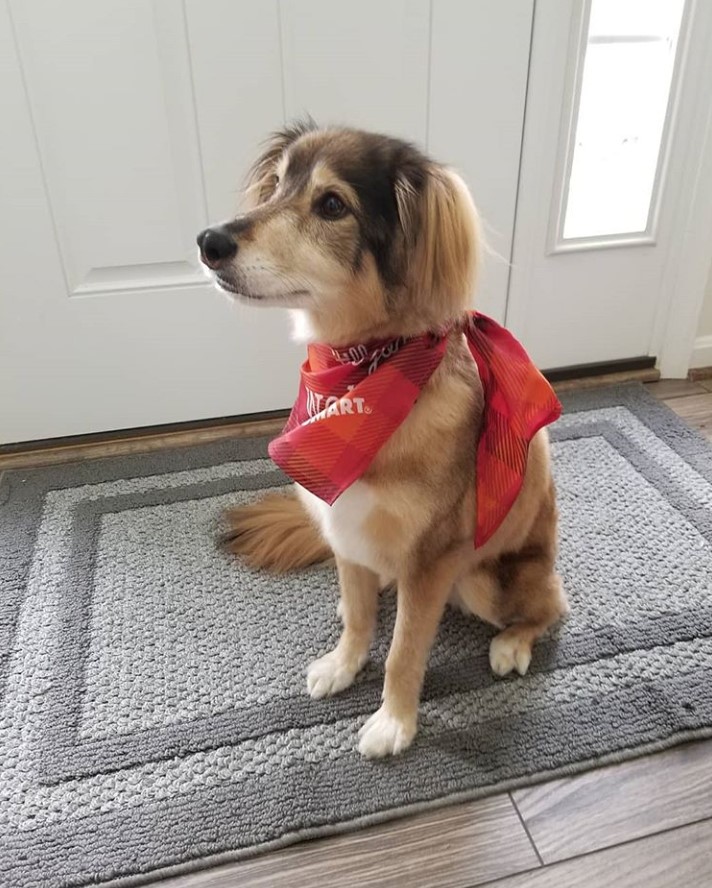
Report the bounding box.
[1,384,711,887]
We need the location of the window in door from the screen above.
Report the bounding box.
[560,0,686,244]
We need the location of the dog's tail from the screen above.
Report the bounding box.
[221,488,332,573]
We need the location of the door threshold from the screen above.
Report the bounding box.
[0,412,289,471]
[544,355,656,383]
[552,367,659,392]
[546,356,658,392]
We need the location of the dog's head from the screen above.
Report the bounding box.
[197,121,480,343]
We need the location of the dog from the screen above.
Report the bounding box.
[197,121,568,758]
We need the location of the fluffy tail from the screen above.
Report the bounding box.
[221,488,332,573]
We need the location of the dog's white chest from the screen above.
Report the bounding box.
[297,482,377,569]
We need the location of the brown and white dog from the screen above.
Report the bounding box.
[197,122,568,758]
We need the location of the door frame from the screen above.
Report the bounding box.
[655,22,712,377]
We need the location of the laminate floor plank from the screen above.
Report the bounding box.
[154,795,540,888]
[664,393,712,439]
[487,817,712,887]
[512,739,712,863]
[645,379,706,399]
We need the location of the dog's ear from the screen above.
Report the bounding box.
[398,164,480,309]
[245,118,317,207]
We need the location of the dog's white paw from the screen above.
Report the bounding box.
[307,650,364,699]
[358,706,416,758]
[489,632,532,677]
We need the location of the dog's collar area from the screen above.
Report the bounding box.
[323,314,477,368]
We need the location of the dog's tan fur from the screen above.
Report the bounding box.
[200,123,568,757]
[222,490,331,571]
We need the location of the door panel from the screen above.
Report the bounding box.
[10,0,206,295]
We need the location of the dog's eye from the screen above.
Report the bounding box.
[318,193,348,220]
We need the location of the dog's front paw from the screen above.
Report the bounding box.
[307,649,365,699]
[489,631,532,677]
[358,706,416,758]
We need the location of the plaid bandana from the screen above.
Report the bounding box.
[269,311,561,547]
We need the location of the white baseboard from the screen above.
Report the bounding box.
[690,334,712,369]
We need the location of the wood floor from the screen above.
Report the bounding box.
[6,378,712,886]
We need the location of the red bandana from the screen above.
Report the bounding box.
[269,312,561,547]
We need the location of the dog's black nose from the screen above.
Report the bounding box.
[197,226,237,269]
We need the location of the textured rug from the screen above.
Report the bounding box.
[1,384,712,887]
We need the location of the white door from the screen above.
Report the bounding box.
[0,0,532,445]
[506,0,712,374]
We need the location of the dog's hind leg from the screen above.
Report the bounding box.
[456,485,569,678]
[487,492,569,677]
[458,557,567,677]
[488,571,568,677]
